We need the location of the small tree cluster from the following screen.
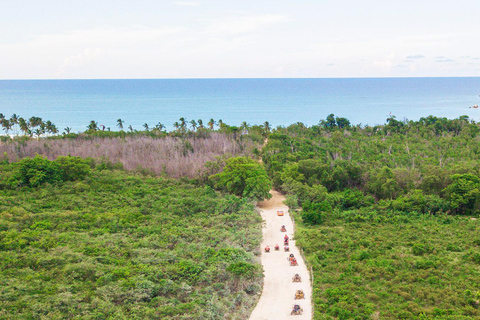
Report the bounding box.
[10,155,91,187]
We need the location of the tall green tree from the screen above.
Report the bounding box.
[210,157,272,201]
[444,174,480,215]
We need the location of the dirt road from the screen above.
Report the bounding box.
[249,190,312,320]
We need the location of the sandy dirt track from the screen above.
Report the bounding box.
[249,190,312,320]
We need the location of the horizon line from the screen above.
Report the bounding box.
[1,75,480,81]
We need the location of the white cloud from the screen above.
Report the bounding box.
[58,48,103,76]
[406,54,425,59]
[373,53,397,72]
[172,1,199,6]
[204,14,289,36]
[0,18,478,79]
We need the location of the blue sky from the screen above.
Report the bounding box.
[1,0,479,79]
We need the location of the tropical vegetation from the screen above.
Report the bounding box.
[3,112,480,319]
[0,156,263,319]
[261,114,480,319]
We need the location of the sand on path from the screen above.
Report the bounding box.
[249,190,312,320]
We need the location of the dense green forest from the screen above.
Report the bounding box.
[0,156,263,319]
[262,115,480,319]
[2,113,480,319]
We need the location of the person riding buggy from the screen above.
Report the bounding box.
[291,304,303,315]
[290,257,298,266]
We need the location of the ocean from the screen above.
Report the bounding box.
[1,78,479,133]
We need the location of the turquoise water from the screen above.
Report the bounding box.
[1,78,479,132]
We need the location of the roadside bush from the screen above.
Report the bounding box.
[301,200,331,225]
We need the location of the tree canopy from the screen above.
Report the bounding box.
[210,157,272,201]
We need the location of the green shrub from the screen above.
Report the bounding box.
[341,189,374,209]
[226,262,261,279]
[54,156,92,181]
[12,155,61,187]
[284,194,299,209]
[412,243,435,256]
[472,253,480,264]
[301,200,331,225]
[446,244,463,252]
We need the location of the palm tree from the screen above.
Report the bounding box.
[39,122,46,136]
[45,120,53,136]
[28,116,43,130]
[64,127,72,134]
[173,121,180,131]
[2,119,12,135]
[263,121,271,133]
[116,119,124,130]
[18,118,28,136]
[197,119,204,129]
[87,120,98,132]
[240,121,249,134]
[179,117,187,132]
[50,123,58,135]
[208,119,215,130]
[155,122,165,131]
[44,121,58,136]
[190,119,197,132]
[10,114,19,136]
[143,123,149,131]
[33,128,42,139]
[128,125,133,132]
